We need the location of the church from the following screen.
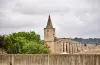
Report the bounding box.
[44,15,82,54]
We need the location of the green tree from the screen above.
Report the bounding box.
[3,31,50,54]
[0,35,4,48]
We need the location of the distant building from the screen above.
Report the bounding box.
[44,15,82,54]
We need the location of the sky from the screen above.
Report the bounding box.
[0,0,100,39]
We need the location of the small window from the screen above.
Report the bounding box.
[63,43,64,52]
[84,44,87,46]
[47,30,49,32]
[66,44,67,52]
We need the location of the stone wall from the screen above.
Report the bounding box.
[0,54,100,65]
[55,39,82,54]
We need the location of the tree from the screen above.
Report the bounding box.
[0,35,4,48]
[2,31,50,54]
[21,41,50,54]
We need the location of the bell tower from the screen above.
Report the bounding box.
[44,15,55,42]
[44,15,55,53]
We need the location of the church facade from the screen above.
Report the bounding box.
[44,15,83,54]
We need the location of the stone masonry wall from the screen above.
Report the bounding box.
[0,54,100,65]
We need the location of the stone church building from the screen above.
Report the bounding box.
[44,15,82,54]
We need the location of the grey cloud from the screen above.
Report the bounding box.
[0,0,100,38]
[0,11,44,28]
[74,0,100,37]
[0,0,13,9]
[85,0,100,5]
[12,3,70,15]
[0,16,45,28]
[0,0,8,6]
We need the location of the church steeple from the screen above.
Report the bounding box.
[44,15,55,53]
[46,15,53,28]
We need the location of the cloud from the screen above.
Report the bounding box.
[0,0,100,38]
[12,0,70,15]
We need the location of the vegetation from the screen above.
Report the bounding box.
[0,31,50,54]
[72,37,100,45]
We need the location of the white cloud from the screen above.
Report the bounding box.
[0,0,100,39]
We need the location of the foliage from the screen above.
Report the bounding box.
[72,37,100,45]
[0,35,5,49]
[0,31,50,54]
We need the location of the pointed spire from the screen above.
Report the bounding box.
[46,15,53,28]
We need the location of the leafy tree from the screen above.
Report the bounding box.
[0,35,4,48]
[21,41,50,54]
[2,31,50,54]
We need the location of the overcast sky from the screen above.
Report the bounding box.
[0,0,100,39]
